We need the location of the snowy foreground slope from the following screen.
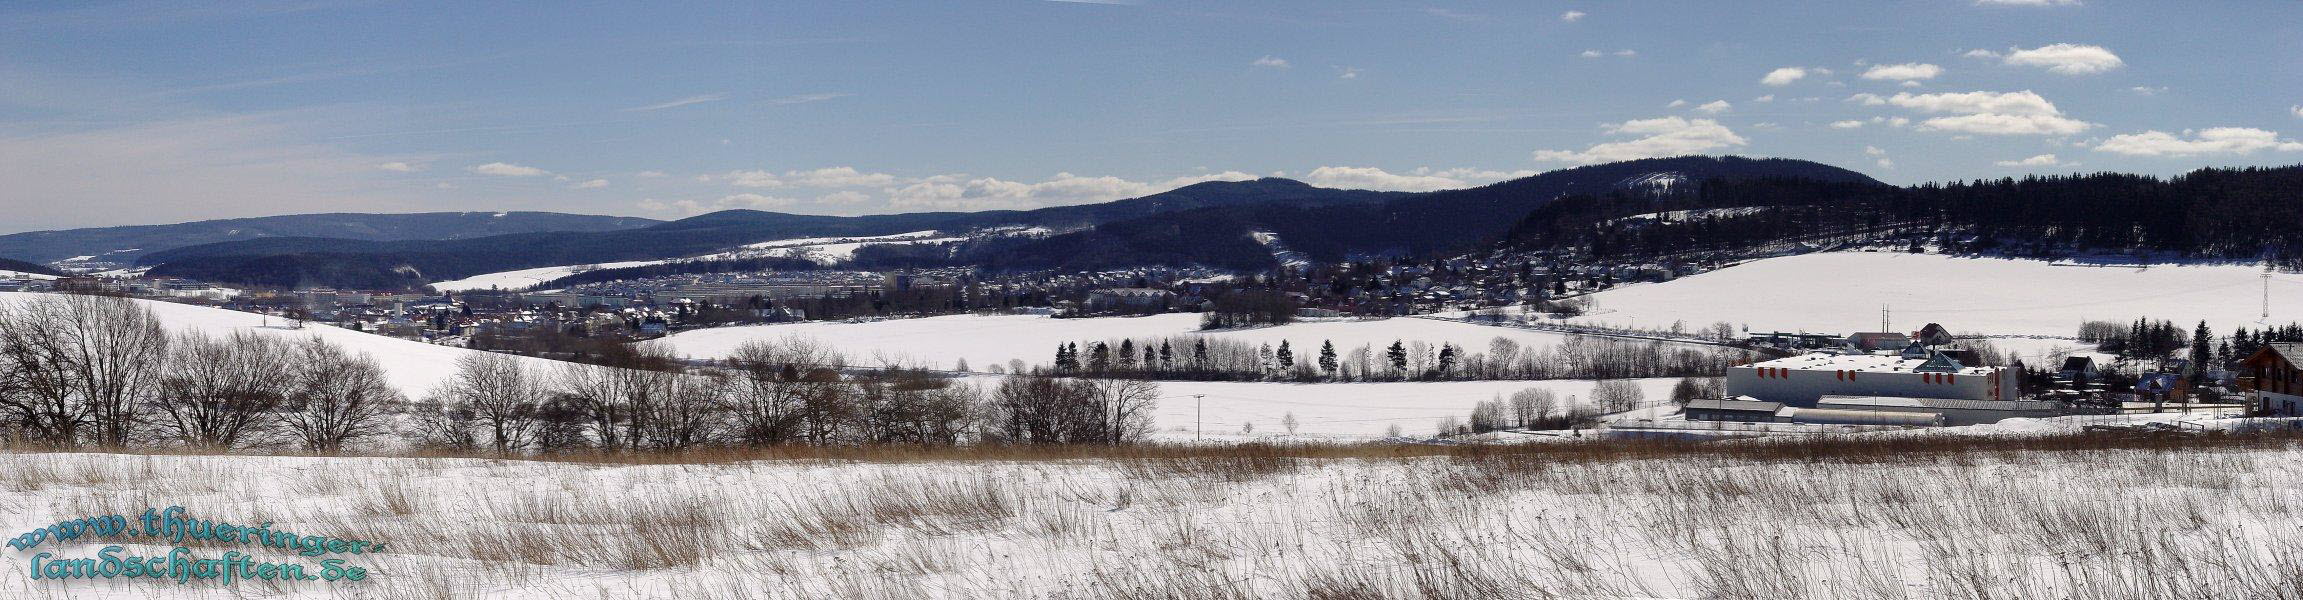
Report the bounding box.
[656,313,1580,372]
[0,293,564,402]
[1567,252,2303,336]
[6,443,2300,599]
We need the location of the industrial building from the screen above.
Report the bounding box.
[1813,395,2064,426]
[1718,341,2046,426]
[1726,346,2019,406]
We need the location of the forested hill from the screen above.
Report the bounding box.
[1502,164,2303,265]
[135,178,1403,288]
[0,257,64,276]
[958,156,1885,271]
[0,212,660,265]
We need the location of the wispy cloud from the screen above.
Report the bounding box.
[764,92,852,105]
[621,93,728,112]
[469,162,549,177]
[1251,55,1291,69]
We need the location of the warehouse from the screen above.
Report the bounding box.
[1726,345,2021,407]
[1813,395,2066,426]
[1683,398,1786,423]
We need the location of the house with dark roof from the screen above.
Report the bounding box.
[1915,323,1955,347]
[2240,343,2303,416]
[1846,332,1912,352]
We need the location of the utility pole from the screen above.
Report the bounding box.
[2264,267,2273,320]
[1881,304,1891,333]
[1193,395,1206,442]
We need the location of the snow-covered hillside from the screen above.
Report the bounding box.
[655,313,1582,372]
[0,293,557,400]
[0,270,58,280]
[1570,252,2303,337]
[428,231,962,292]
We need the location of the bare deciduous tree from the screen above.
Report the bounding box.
[280,338,398,453]
[153,332,295,449]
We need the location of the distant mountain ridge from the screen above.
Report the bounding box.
[0,211,661,266]
[129,156,1885,288]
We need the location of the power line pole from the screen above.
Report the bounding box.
[2264,267,2273,320]
[1193,394,1205,442]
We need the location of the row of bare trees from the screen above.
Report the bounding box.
[0,294,393,451]
[1043,333,1751,383]
[410,336,1160,454]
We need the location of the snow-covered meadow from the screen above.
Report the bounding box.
[7,435,2301,599]
[656,313,1579,374]
[1566,252,2303,337]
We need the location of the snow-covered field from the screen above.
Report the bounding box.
[0,270,59,281]
[1029,376,1678,439]
[656,313,1581,372]
[0,293,561,402]
[1569,252,2303,337]
[7,437,2300,598]
[428,231,961,292]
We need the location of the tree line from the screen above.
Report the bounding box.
[1043,334,1752,382]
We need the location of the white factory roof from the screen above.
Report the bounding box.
[1746,351,1999,376]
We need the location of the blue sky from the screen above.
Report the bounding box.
[3,0,2300,233]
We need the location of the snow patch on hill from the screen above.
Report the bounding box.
[1566,251,2303,336]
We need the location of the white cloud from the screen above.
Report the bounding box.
[1761,67,1809,86]
[1919,113,2093,135]
[1876,158,1894,169]
[2094,128,2303,156]
[2128,86,2167,96]
[1856,90,2095,136]
[1303,166,1466,192]
[1975,0,2080,6]
[817,190,871,204]
[1337,66,1362,79]
[1161,171,1260,188]
[886,173,1162,211]
[1873,90,2061,115]
[1666,99,1689,108]
[721,169,784,188]
[1887,116,1910,127]
[635,170,667,178]
[1831,120,1867,129]
[376,161,420,172]
[1860,63,1942,81]
[469,162,548,177]
[1753,94,1775,103]
[1578,50,1603,59]
[1864,145,1888,157]
[621,93,727,112]
[784,166,897,188]
[1694,100,1731,114]
[1613,49,1637,57]
[716,193,798,209]
[1532,116,1748,164]
[2000,43,2123,75]
[1251,55,1290,69]
[570,178,609,189]
[1560,10,1586,22]
[1996,153,2071,166]
[1962,49,2001,59]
